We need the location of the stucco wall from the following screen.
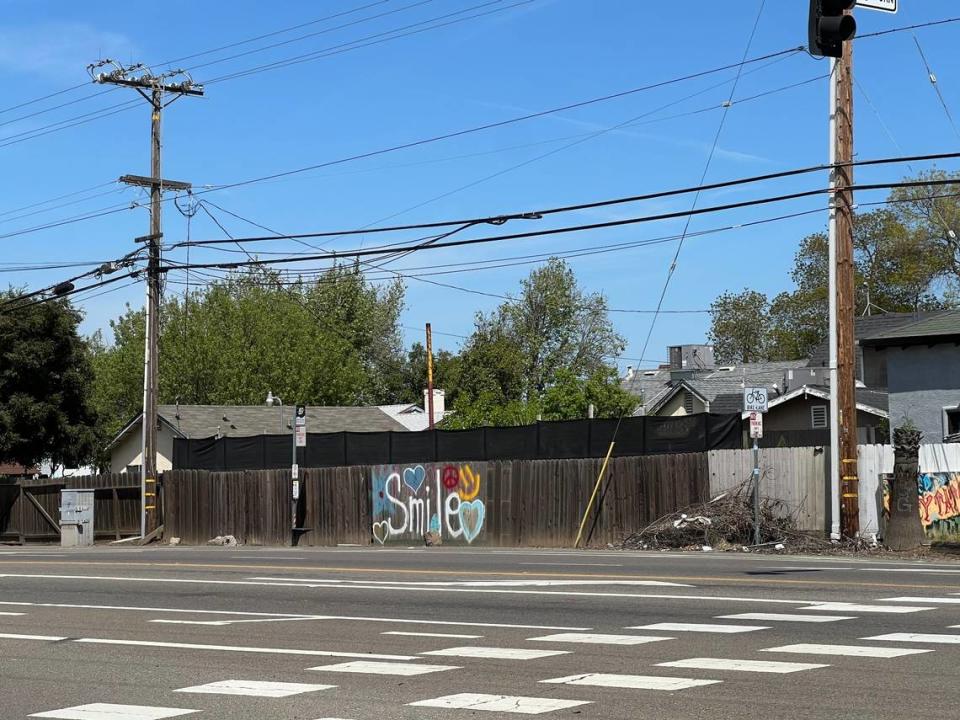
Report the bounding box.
[886,344,960,441]
[110,425,175,474]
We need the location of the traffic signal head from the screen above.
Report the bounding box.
[809,0,857,58]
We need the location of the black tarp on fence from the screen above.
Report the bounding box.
[173,413,740,471]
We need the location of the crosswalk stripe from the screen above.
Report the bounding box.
[799,603,932,614]
[174,680,335,697]
[422,646,569,660]
[73,637,417,660]
[409,693,590,714]
[542,673,721,691]
[629,623,768,634]
[762,643,933,658]
[882,596,960,605]
[657,658,829,674]
[716,613,855,623]
[528,633,673,645]
[308,661,459,676]
[382,631,482,639]
[865,633,960,644]
[30,704,198,720]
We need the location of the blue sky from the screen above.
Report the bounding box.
[1,0,959,368]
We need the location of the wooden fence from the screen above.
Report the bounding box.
[160,454,710,548]
[708,447,828,533]
[0,474,141,543]
[164,470,292,546]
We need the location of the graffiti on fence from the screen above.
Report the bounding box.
[882,472,960,535]
[371,462,487,545]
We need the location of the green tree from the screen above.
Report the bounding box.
[91,266,408,443]
[890,169,960,280]
[0,293,97,469]
[447,259,626,427]
[707,289,770,364]
[396,341,461,406]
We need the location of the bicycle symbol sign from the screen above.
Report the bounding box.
[743,387,768,413]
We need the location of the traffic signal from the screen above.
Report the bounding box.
[808,0,857,58]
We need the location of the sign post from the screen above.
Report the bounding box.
[744,389,769,546]
[293,405,306,528]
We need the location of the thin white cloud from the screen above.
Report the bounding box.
[0,22,136,81]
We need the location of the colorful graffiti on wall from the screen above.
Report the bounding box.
[371,463,486,545]
[918,472,960,531]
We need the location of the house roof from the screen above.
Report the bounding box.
[809,310,952,365]
[742,384,889,419]
[158,404,409,438]
[377,403,449,432]
[860,310,960,347]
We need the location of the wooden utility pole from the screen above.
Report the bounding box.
[835,35,860,537]
[425,323,435,429]
[89,60,202,538]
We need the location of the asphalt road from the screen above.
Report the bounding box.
[1,545,959,720]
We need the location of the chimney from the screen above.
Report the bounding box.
[423,388,446,423]
[625,366,635,381]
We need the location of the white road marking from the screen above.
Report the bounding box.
[0,632,66,641]
[175,680,335,697]
[528,633,673,646]
[629,623,769,634]
[0,576,867,608]
[382,631,483,639]
[882,596,960,604]
[308,661,459,676]
[520,563,623,567]
[0,600,589,631]
[409,693,590,714]
[250,576,692,588]
[800,603,932,614]
[542,673,721,691]
[657,658,829,674]
[30,704,197,720]
[149,617,319,626]
[0,611,25,616]
[763,643,933,658]
[716,613,855,623]
[73,637,418,660]
[863,568,960,574]
[866,633,960,644]
[423,646,570,660]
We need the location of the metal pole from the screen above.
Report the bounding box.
[425,323,435,429]
[753,438,761,545]
[828,56,841,541]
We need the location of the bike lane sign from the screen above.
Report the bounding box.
[743,387,769,413]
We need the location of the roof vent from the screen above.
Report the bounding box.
[643,370,657,377]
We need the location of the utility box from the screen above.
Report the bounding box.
[59,489,95,548]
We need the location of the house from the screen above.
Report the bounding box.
[378,389,448,431]
[107,404,410,474]
[861,310,960,442]
[623,343,889,447]
[0,463,38,478]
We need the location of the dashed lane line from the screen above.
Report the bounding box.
[0,632,66,641]
[382,631,483,639]
[72,637,420,660]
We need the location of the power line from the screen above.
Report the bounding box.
[911,31,960,141]
[160,177,960,274]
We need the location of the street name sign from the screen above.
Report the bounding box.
[857,0,897,13]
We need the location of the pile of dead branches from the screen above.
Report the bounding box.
[619,483,834,552]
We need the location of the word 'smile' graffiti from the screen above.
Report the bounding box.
[371,463,486,545]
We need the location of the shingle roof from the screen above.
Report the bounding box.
[157,404,408,438]
[809,310,951,365]
[861,310,960,346]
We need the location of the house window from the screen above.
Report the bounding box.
[945,407,960,437]
[683,391,695,414]
[811,405,828,429]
